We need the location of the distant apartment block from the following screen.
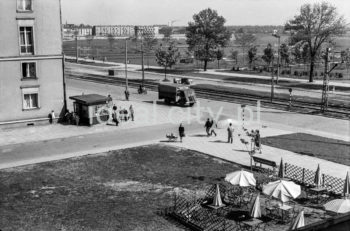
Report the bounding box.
[63,23,92,39]
[92,25,159,37]
[0,0,64,124]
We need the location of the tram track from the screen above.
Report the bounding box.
[66,71,350,119]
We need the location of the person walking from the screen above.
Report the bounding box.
[204,118,211,136]
[129,105,134,121]
[210,119,217,136]
[112,108,119,126]
[106,94,113,107]
[124,90,130,101]
[179,123,185,142]
[227,123,234,143]
[254,129,262,154]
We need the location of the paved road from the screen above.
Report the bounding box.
[0,121,203,169]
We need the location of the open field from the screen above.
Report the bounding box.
[63,33,350,80]
[262,133,350,166]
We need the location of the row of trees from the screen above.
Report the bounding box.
[182,2,347,82]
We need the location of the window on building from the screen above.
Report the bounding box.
[22,87,39,110]
[17,0,32,11]
[19,27,34,54]
[21,62,36,79]
[23,93,38,109]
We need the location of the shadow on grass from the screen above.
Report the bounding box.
[209,140,227,143]
[190,134,209,137]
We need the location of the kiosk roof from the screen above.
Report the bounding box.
[69,94,108,106]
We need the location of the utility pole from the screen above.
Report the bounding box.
[141,36,145,87]
[321,48,330,112]
[270,63,275,102]
[125,38,128,92]
[75,34,79,63]
[272,30,281,84]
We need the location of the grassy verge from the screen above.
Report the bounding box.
[192,84,350,108]
[144,68,350,93]
[261,133,350,166]
[66,59,117,67]
[0,145,243,230]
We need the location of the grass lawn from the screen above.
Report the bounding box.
[261,133,350,166]
[0,145,243,230]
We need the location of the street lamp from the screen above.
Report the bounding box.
[124,38,130,100]
[272,30,281,84]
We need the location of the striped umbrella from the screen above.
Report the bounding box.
[324,198,350,214]
[314,164,322,187]
[343,171,350,197]
[278,158,284,178]
[250,193,262,218]
[290,210,305,230]
[212,184,223,207]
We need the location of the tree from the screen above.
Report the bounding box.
[155,41,180,81]
[341,48,350,77]
[159,26,173,41]
[262,43,274,67]
[216,49,224,69]
[230,50,239,65]
[186,8,231,71]
[107,34,115,51]
[280,43,290,66]
[285,2,346,82]
[248,46,257,68]
[235,33,256,66]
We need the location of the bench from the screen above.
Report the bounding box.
[252,156,277,174]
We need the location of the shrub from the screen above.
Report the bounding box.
[302,71,308,76]
[338,73,343,78]
[294,70,299,76]
[329,73,334,78]
[320,72,324,76]
[314,71,318,77]
[286,70,291,75]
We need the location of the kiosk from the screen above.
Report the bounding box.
[69,94,109,125]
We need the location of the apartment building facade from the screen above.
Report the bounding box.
[0,0,65,124]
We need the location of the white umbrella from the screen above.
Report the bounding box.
[290,210,305,230]
[225,169,256,187]
[324,198,350,214]
[314,164,322,187]
[250,193,262,218]
[278,158,284,178]
[343,171,350,197]
[262,180,301,203]
[212,184,223,207]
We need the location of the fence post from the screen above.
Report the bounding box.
[322,174,325,187]
[302,168,305,184]
[284,163,287,176]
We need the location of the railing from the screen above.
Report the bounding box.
[285,163,345,194]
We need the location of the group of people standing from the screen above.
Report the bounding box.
[111,104,134,126]
[177,118,262,154]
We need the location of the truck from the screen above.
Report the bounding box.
[158,83,196,106]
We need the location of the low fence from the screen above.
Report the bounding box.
[285,163,345,194]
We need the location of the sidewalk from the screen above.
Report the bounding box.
[167,125,349,179]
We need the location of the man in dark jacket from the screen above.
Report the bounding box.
[204,118,211,136]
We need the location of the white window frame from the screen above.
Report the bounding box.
[21,61,37,79]
[17,0,33,12]
[19,26,35,55]
[21,87,40,110]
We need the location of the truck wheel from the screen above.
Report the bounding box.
[190,103,195,107]
[165,98,170,104]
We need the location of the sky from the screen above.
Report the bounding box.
[61,0,350,26]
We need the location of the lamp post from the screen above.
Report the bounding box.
[124,38,129,100]
[272,30,281,84]
[270,62,275,102]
